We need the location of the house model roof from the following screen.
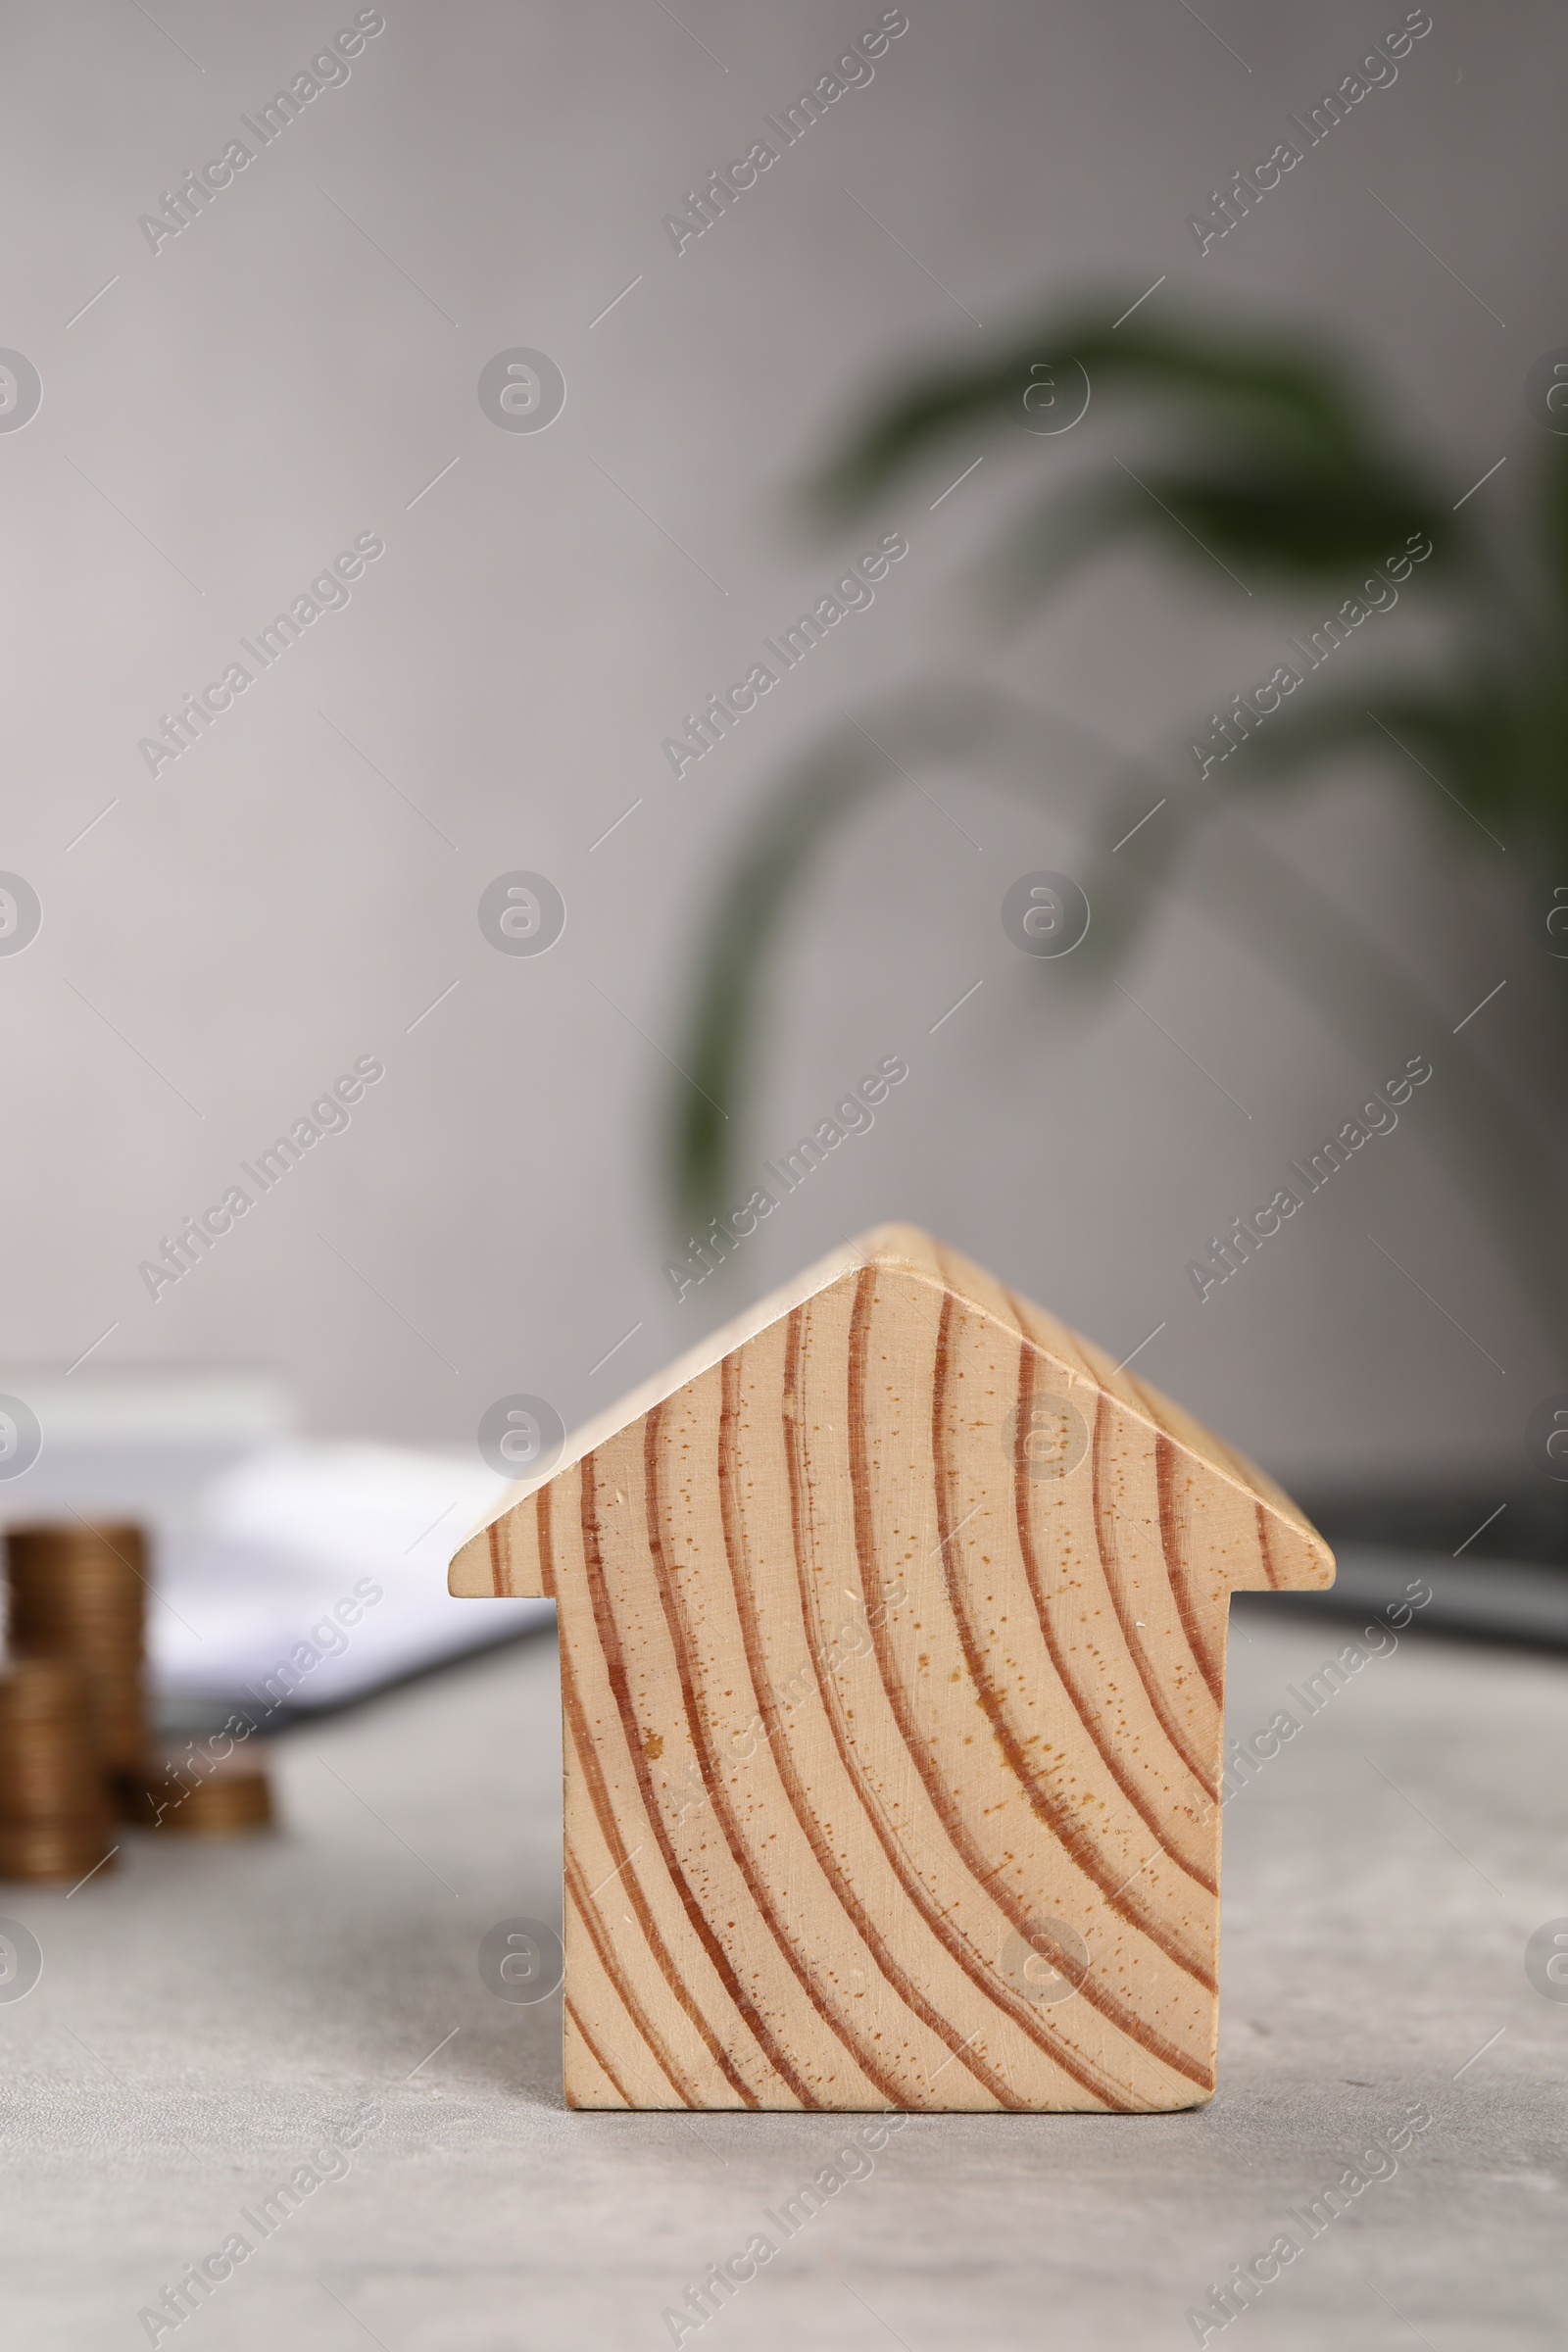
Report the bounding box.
[448,1224,1334,2114]
[451,1223,1331,1594]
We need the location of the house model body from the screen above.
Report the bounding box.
[450,1226,1333,2113]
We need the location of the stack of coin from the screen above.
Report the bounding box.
[0,1660,118,1883]
[6,1523,148,1769]
[114,1747,273,1838]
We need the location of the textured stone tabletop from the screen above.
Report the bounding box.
[1,1597,1562,2351]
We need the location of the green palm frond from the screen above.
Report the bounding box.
[668,293,1568,1322]
[809,310,1381,515]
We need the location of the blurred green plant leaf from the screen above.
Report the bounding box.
[669,294,1568,1252]
[809,309,1388,514]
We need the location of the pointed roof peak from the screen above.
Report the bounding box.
[451,1224,1330,1586]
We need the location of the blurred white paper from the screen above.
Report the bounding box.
[155,1442,552,1717]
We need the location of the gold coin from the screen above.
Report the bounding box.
[0,1821,118,1884]
[115,1754,274,1837]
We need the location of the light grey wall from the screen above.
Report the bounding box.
[3,0,1562,1493]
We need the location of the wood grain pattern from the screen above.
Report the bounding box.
[450,1226,1333,2111]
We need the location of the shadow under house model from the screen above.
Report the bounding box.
[449,1226,1334,2113]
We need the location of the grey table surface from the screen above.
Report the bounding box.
[2,1597,1563,2352]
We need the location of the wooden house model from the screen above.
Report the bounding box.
[449,1226,1334,2112]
